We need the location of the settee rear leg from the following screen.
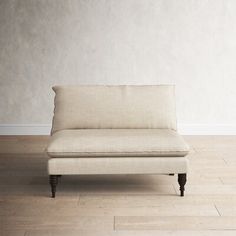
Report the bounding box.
[49,175,58,198]
[178,174,187,197]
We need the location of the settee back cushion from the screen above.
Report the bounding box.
[51,85,177,134]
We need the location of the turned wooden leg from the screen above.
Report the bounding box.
[49,175,58,198]
[178,174,187,197]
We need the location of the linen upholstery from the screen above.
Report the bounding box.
[48,157,188,175]
[51,85,177,134]
[47,129,189,157]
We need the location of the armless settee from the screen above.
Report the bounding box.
[46,85,189,198]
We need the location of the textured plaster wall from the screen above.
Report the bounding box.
[0,0,236,126]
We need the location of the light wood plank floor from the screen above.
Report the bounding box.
[1,135,236,235]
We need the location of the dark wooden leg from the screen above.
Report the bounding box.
[49,175,58,198]
[178,174,187,197]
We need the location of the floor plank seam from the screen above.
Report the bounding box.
[218,177,224,185]
[222,158,228,164]
[172,183,178,195]
[214,204,221,216]
[113,216,115,231]
[77,194,81,206]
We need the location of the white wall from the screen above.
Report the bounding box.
[0,0,236,134]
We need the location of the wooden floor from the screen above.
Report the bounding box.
[1,136,236,235]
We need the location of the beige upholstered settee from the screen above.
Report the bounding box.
[46,85,189,198]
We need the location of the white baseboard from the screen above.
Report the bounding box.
[178,124,236,135]
[0,124,236,135]
[0,124,51,135]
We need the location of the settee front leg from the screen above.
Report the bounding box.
[49,175,58,198]
[178,174,187,197]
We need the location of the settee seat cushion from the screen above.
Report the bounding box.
[47,129,189,158]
